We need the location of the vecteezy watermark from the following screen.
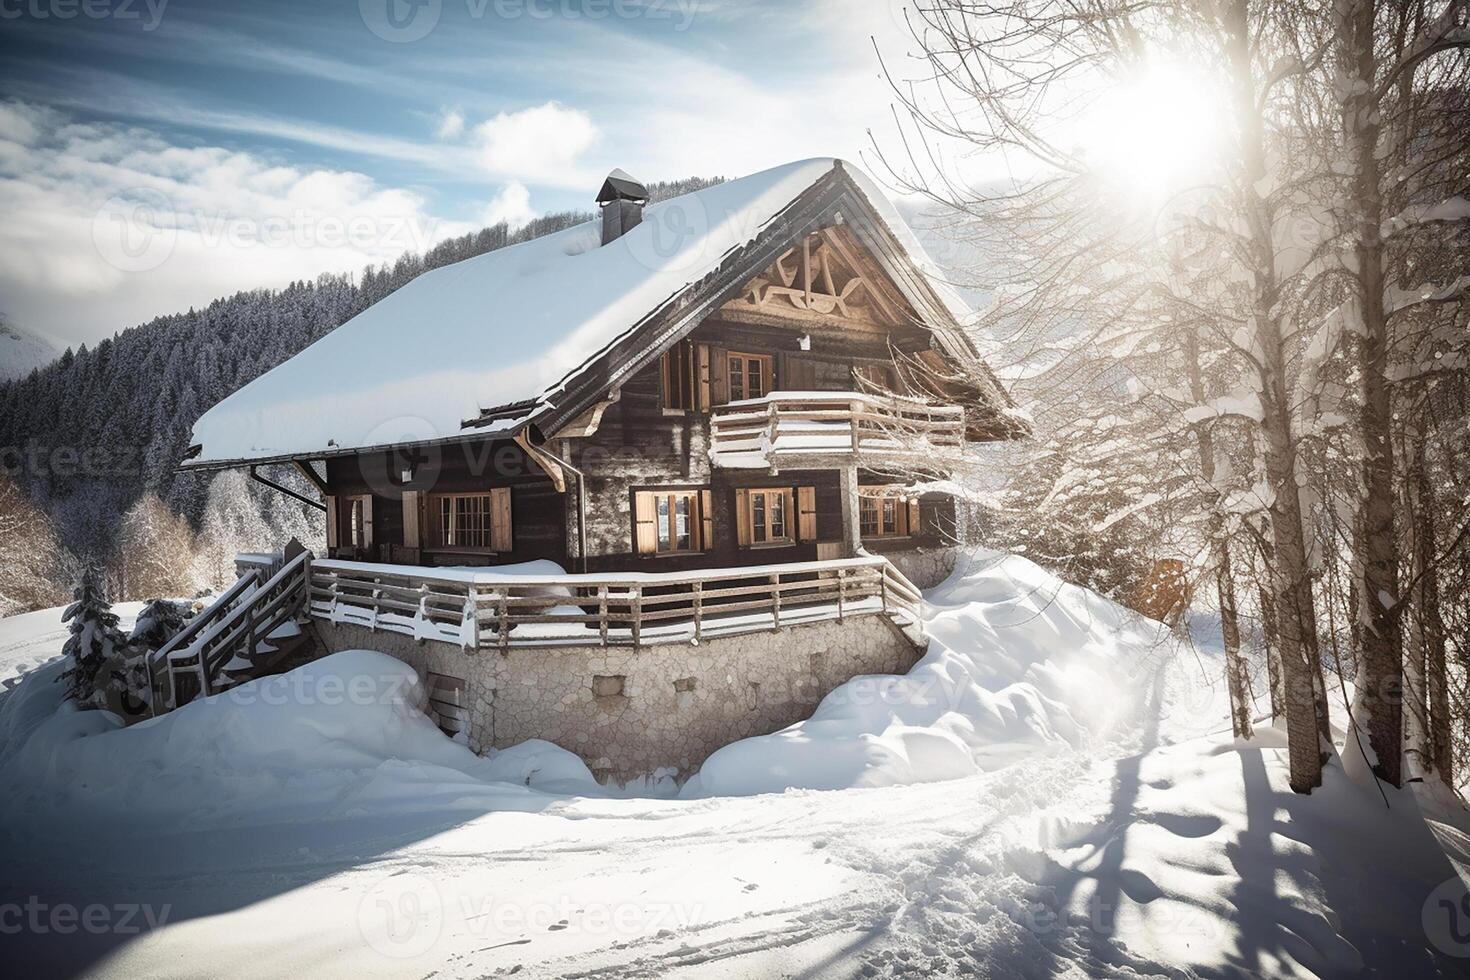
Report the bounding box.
[359,0,700,43]
[91,189,448,275]
[0,898,172,935]
[0,0,167,29]
[1423,876,1470,958]
[357,873,706,960]
[1,443,142,479]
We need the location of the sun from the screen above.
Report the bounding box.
[1078,61,1232,198]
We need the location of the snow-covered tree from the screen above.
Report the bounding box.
[0,471,75,616]
[57,567,132,708]
[112,492,202,602]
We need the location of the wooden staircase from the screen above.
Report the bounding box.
[147,549,314,716]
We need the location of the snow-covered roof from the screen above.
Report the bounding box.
[186,158,976,467]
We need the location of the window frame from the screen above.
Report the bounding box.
[347,496,367,548]
[858,487,912,540]
[746,487,794,547]
[429,490,510,553]
[635,488,710,556]
[660,339,699,413]
[727,351,773,403]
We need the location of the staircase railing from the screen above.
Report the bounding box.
[148,550,312,714]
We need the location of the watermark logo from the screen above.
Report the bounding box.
[1424,876,1470,958]
[358,873,443,958]
[92,188,176,274]
[359,0,441,42]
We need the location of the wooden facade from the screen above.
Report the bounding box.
[318,236,974,573]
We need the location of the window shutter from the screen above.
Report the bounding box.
[700,489,713,551]
[325,496,338,550]
[361,496,374,548]
[402,490,421,548]
[908,498,921,537]
[797,486,816,541]
[734,488,751,547]
[781,488,795,540]
[490,487,513,552]
[697,344,712,410]
[633,491,658,555]
[711,347,729,405]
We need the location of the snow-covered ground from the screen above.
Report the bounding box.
[1,553,1467,978]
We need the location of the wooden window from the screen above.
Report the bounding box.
[859,488,920,539]
[344,495,372,549]
[430,488,511,552]
[634,488,711,555]
[727,352,772,402]
[661,339,698,411]
[736,487,795,547]
[858,489,921,539]
[854,362,899,392]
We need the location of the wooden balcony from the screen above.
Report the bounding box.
[308,555,925,650]
[708,391,965,470]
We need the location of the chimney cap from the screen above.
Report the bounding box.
[596,168,649,205]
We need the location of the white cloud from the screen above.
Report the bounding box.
[472,102,599,184]
[0,103,479,349]
[436,107,465,140]
[481,182,536,230]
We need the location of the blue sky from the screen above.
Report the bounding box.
[0,0,923,350]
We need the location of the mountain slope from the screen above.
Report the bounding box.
[0,318,57,381]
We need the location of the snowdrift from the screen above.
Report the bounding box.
[0,649,598,843]
[684,551,1174,796]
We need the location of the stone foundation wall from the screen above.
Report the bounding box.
[311,614,922,784]
[874,546,960,590]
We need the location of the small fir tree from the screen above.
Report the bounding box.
[58,567,129,708]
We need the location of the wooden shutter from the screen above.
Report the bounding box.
[402,490,421,548]
[797,486,817,541]
[908,498,922,537]
[361,496,374,548]
[697,344,712,410]
[700,489,713,551]
[734,488,751,547]
[781,489,795,540]
[711,347,730,405]
[633,491,658,555]
[325,495,338,550]
[490,487,513,552]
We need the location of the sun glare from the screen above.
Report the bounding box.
[1079,62,1231,199]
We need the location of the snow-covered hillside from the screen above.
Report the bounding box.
[0,317,57,381]
[1,554,1466,978]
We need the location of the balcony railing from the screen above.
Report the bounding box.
[708,390,965,469]
[309,555,925,650]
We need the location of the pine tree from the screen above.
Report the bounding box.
[58,567,130,708]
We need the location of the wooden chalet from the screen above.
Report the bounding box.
[182,159,1024,583]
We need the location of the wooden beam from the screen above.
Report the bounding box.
[513,431,567,493]
[292,459,328,495]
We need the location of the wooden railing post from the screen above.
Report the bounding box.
[631,585,643,650]
[692,581,703,643]
[770,573,781,631]
[597,585,609,646]
[836,567,846,621]
[497,588,509,652]
[850,399,863,454]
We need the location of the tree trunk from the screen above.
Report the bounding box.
[1219,544,1253,739]
[1258,583,1285,721]
[1407,426,1452,783]
[1224,0,1324,791]
[1342,0,1404,789]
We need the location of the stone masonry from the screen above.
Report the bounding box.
[312,614,922,784]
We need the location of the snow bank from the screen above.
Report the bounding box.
[684,551,1172,796]
[0,649,598,843]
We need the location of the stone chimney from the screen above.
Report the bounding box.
[597,168,649,245]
